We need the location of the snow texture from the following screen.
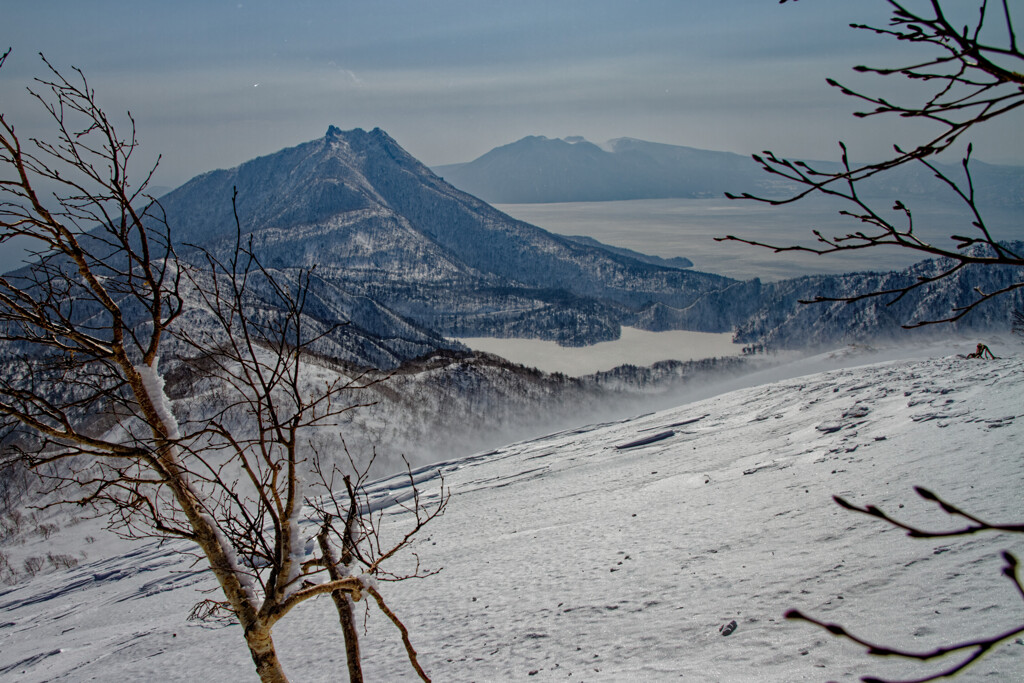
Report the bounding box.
[1,341,1023,681]
[134,358,180,440]
[283,477,306,599]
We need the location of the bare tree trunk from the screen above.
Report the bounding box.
[337,596,362,683]
[245,625,290,683]
[319,524,362,683]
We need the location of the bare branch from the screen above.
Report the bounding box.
[367,586,432,683]
[786,552,1024,683]
[792,487,1024,682]
[834,487,1024,538]
[730,1,1024,328]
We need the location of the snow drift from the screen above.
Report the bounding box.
[1,341,1022,681]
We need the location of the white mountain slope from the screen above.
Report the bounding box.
[1,344,1022,682]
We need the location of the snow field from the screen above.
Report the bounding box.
[289,352,1024,681]
[1,348,1022,681]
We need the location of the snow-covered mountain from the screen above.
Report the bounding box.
[157,127,754,350]
[2,342,1022,681]
[152,126,1021,359]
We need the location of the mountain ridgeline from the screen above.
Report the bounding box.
[151,127,1022,369]
[433,134,1024,208]
[157,127,759,363]
[433,136,776,203]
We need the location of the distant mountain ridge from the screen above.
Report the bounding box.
[432,136,772,203]
[433,135,1024,208]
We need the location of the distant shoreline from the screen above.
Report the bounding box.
[495,197,1019,282]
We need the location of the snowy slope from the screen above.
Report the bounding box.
[1,342,1023,682]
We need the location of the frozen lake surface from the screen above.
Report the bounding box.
[496,197,1019,281]
[457,327,742,376]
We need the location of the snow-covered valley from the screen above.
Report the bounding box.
[2,340,1022,681]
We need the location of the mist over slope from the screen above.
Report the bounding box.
[160,344,756,477]
[2,342,1021,681]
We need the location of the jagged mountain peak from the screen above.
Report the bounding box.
[149,127,748,358]
[322,126,423,171]
[159,126,456,247]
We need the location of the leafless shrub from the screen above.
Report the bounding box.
[45,551,78,570]
[0,549,14,583]
[0,509,24,540]
[22,555,44,577]
[35,523,58,540]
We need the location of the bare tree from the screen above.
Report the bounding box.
[305,451,446,683]
[718,0,1024,327]
[714,3,1024,680]
[174,200,447,682]
[0,50,444,682]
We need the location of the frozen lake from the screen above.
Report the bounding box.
[496,197,1019,281]
[468,197,1020,372]
[456,327,742,376]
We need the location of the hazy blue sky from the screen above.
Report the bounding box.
[2,1,1022,188]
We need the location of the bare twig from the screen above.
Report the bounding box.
[367,585,431,683]
[792,487,1024,682]
[725,1,1024,327]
